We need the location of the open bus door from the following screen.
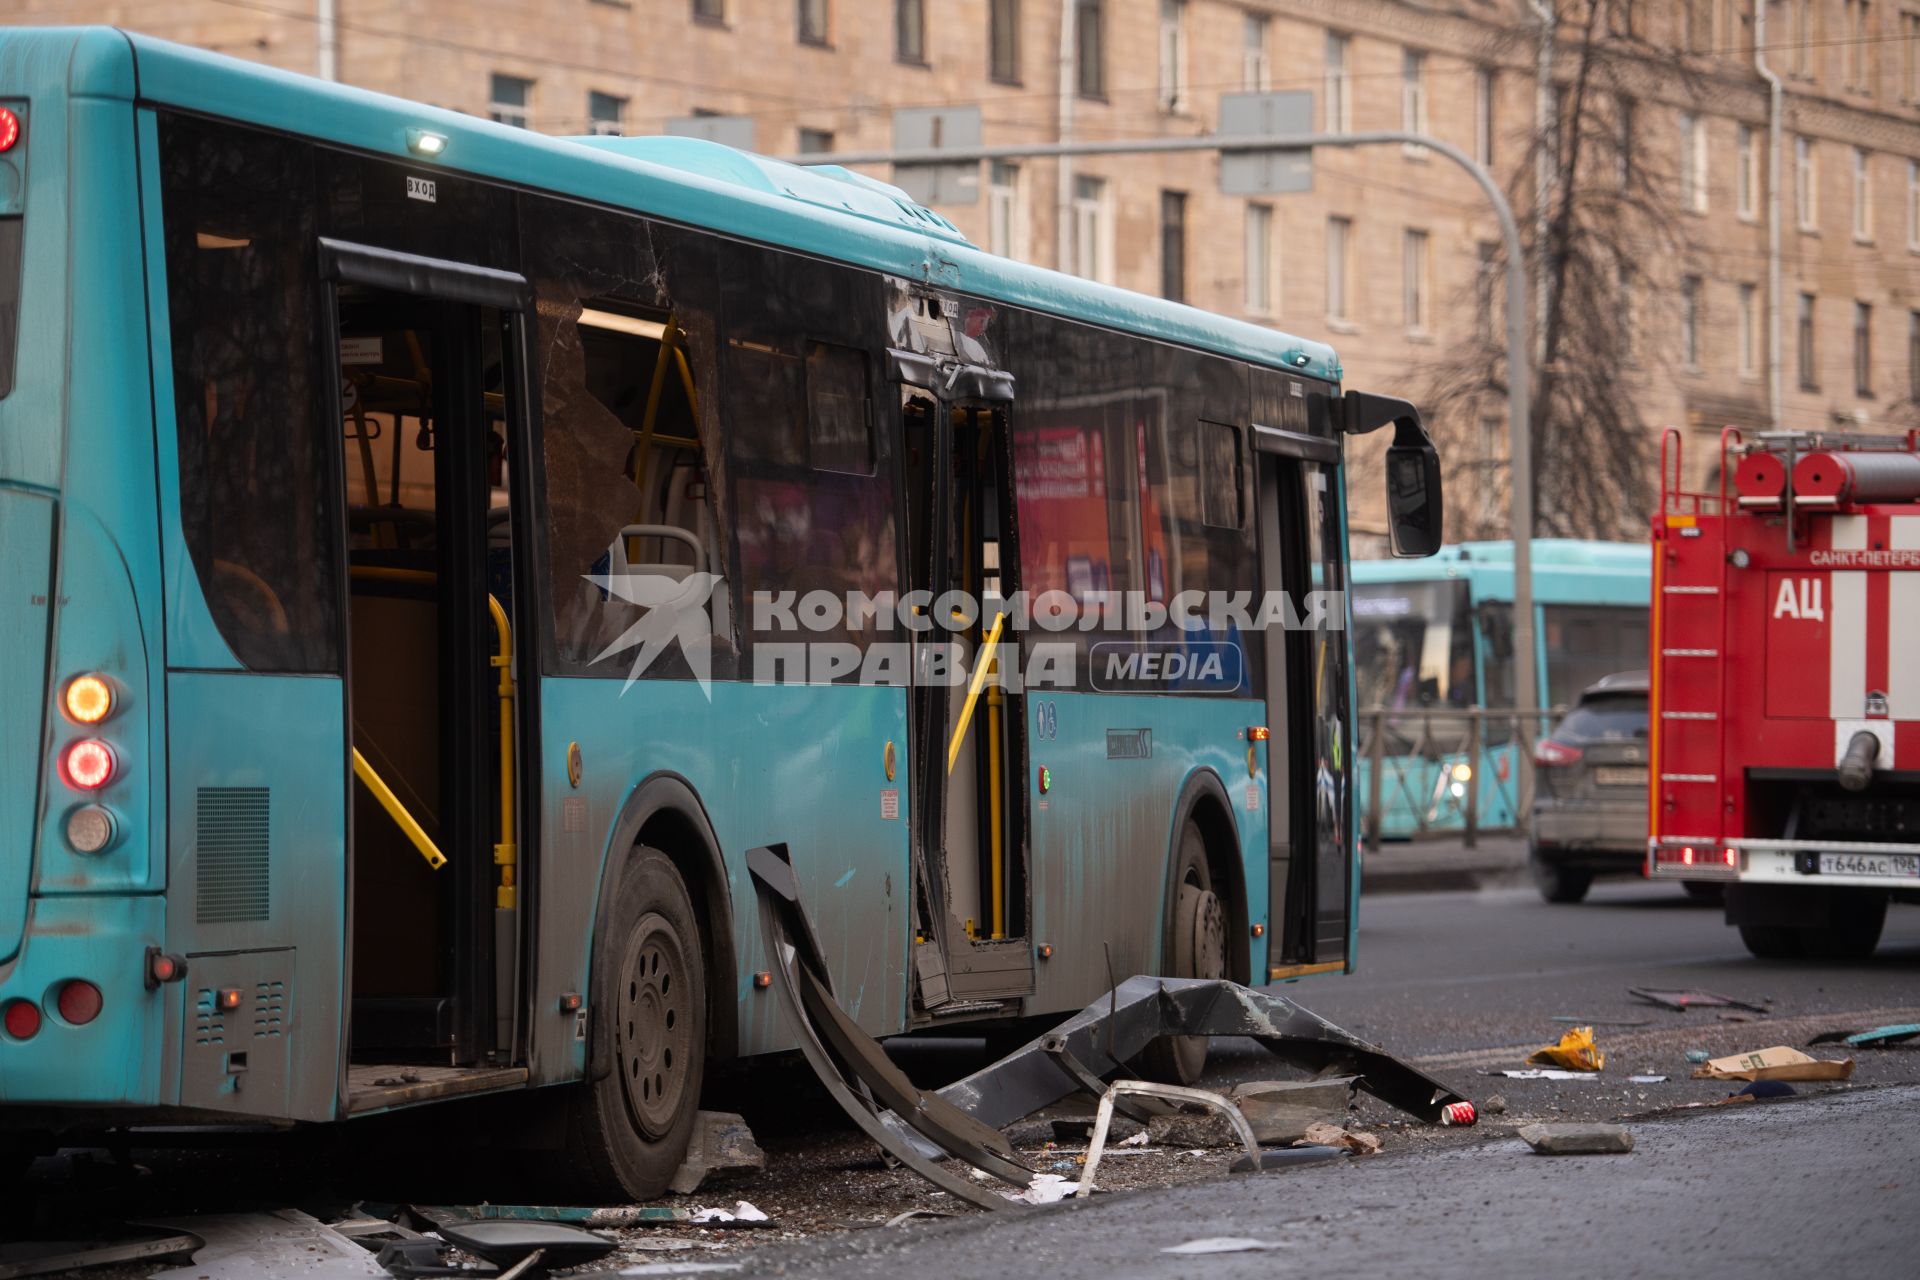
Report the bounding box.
[1255,442,1353,974]
[896,344,1033,1018]
[321,241,538,1110]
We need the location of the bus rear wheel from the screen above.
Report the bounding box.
[569,847,707,1202]
[1139,820,1226,1086]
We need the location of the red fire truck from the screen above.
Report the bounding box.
[1649,428,1920,959]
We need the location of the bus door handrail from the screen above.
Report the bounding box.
[347,565,516,892]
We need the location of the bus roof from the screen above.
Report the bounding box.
[1350,539,1651,606]
[44,26,1342,383]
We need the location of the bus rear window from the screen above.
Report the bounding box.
[158,114,340,672]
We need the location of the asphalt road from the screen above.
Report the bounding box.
[723,884,1920,1279]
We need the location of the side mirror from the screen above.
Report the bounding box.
[1386,418,1444,558]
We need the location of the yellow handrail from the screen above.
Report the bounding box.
[352,747,447,870]
[947,612,1006,776]
[346,565,516,897]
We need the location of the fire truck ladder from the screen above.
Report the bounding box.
[1651,429,1734,855]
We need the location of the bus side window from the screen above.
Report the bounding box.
[158,113,340,673]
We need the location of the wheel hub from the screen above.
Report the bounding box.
[616,911,693,1141]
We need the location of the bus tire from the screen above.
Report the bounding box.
[1139,819,1226,1086]
[1528,843,1592,904]
[569,846,707,1203]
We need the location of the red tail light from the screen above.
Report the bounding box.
[3,999,40,1040]
[56,980,102,1026]
[0,107,19,154]
[1534,738,1583,767]
[60,739,116,790]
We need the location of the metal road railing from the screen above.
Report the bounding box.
[1355,706,1560,847]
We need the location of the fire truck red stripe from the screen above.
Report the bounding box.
[1892,517,1920,721]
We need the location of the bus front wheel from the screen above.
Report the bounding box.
[570,846,708,1202]
[1139,820,1226,1086]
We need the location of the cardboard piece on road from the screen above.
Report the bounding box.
[1526,1026,1605,1071]
[1690,1046,1855,1082]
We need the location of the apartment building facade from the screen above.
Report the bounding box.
[8,0,1920,532]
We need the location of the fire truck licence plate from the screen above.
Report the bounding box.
[1817,853,1920,878]
[1594,766,1648,787]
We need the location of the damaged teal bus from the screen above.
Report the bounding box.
[0,29,1439,1198]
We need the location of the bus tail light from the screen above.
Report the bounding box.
[56,980,102,1026]
[146,948,188,988]
[0,106,19,153]
[1533,739,1583,767]
[60,740,116,790]
[3,999,39,1040]
[65,804,117,853]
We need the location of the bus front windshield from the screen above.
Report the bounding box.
[1352,580,1475,710]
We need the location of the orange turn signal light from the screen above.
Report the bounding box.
[64,675,115,724]
[1247,726,1270,741]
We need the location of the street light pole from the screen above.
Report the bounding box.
[788,130,1538,748]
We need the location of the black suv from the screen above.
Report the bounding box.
[1529,671,1654,903]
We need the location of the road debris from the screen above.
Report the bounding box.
[432,1219,616,1274]
[883,1209,958,1228]
[1691,1046,1855,1083]
[1627,1075,1669,1084]
[688,1202,770,1225]
[1300,1122,1383,1156]
[1224,1077,1360,1144]
[394,1205,691,1228]
[1527,1025,1605,1071]
[1685,1049,1712,1064]
[1161,1238,1289,1254]
[612,1264,742,1276]
[669,1112,767,1195]
[137,1209,384,1279]
[1007,1174,1080,1205]
[0,1233,199,1280]
[1483,1094,1508,1115]
[1517,1124,1635,1156]
[1485,1068,1605,1080]
[1809,1023,1920,1048]
[1118,1129,1152,1147]
[1629,987,1768,1014]
[1081,1081,1260,1197]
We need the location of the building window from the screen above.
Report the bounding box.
[1737,123,1757,219]
[588,91,626,135]
[1243,13,1270,91]
[1790,0,1814,77]
[1680,112,1707,212]
[1617,96,1634,186]
[1403,229,1430,333]
[489,74,532,128]
[1798,293,1819,389]
[1325,32,1350,133]
[896,0,926,63]
[1473,68,1494,167]
[1401,49,1428,150]
[1326,215,1353,323]
[990,0,1020,83]
[797,127,835,154]
[1904,10,1920,100]
[1854,148,1874,240]
[692,0,725,22]
[1476,240,1499,343]
[1909,310,1920,397]
[1738,282,1760,376]
[988,161,1022,259]
[1160,190,1187,302]
[1843,1,1872,93]
[1856,301,1875,396]
[1158,1,1187,113]
[1682,275,1702,369]
[1796,136,1817,230]
[1073,175,1110,282]
[1616,263,1636,359]
[1244,203,1274,314]
[798,0,829,45]
[1076,0,1104,98]
[1682,0,1712,52]
[1909,159,1920,249]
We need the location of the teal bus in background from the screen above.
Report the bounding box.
[0,29,1439,1198]
[1350,541,1650,839]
